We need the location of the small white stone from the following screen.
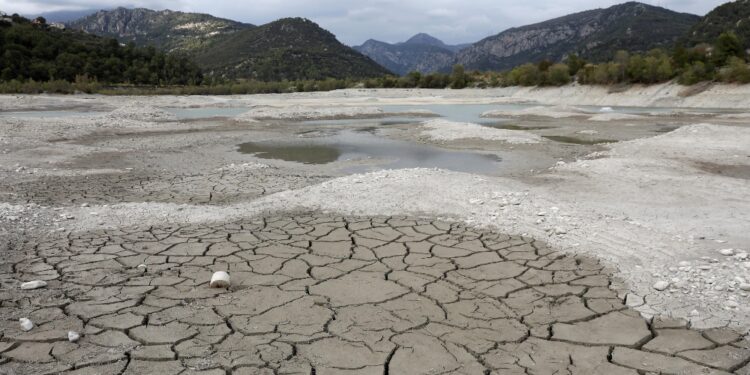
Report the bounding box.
[740,283,750,292]
[210,271,230,288]
[726,300,739,308]
[678,261,691,267]
[554,227,567,235]
[68,331,80,342]
[19,318,33,331]
[136,264,147,271]
[20,280,47,290]
[653,281,670,291]
[719,248,735,256]
[689,309,700,316]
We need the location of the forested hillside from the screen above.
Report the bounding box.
[0,13,202,85]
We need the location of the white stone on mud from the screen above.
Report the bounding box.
[68,331,80,342]
[653,281,670,291]
[740,283,750,292]
[719,248,735,256]
[210,271,230,288]
[19,318,33,331]
[20,280,47,290]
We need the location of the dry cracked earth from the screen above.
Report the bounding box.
[2,215,750,375]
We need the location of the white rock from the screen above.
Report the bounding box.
[678,261,691,267]
[653,281,670,291]
[136,264,147,271]
[20,280,47,290]
[210,271,230,288]
[726,300,739,308]
[554,227,567,235]
[740,283,750,292]
[68,331,80,342]
[719,248,735,256]
[19,318,33,331]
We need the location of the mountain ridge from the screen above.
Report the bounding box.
[455,1,700,71]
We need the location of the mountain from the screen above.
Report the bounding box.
[67,10,389,81]
[401,33,470,53]
[67,7,252,53]
[354,33,468,75]
[456,2,700,71]
[684,0,750,48]
[193,18,391,80]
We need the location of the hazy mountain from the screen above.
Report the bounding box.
[684,0,750,48]
[354,33,468,75]
[401,33,471,53]
[67,7,253,53]
[456,1,700,71]
[193,18,391,80]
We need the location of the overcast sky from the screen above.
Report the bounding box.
[1,0,729,45]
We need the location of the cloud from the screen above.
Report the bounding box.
[0,0,728,45]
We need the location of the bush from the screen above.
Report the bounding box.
[545,64,571,86]
[718,56,750,83]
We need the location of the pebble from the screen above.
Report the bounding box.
[19,318,33,331]
[719,248,735,256]
[740,283,750,292]
[210,271,231,288]
[726,300,739,308]
[20,280,47,290]
[653,281,670,291]
[68,331,80,342]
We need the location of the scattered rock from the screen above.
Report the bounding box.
[653,281,670,291]
[68,331,80,342]
[19,318,33,331]
[20,280,47,290]
[718,248,734,256]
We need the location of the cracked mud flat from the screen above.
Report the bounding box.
[3,215,750,375]
[1,89,750,373]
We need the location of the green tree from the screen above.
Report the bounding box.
[713,32,744,66]
[450,64,466,89]
[545,64,571,86]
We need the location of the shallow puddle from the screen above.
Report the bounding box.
[543,135,617,145]
[238,131,503,174]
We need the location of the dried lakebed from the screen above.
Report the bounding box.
[3,216,750,375]
[1,91,750,373]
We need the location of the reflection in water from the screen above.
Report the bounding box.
[543,135,616,145]
[237,142,341,164]
[238,131,503,174]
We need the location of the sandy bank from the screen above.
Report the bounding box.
[421,119,542,144]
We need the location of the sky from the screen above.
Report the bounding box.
[0,0,729,45]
